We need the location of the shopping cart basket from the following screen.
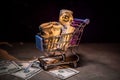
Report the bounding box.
[35,18,90,70]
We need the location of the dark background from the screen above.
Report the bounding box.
[1,0,120,43]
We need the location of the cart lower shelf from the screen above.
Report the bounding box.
[38,53,79,70]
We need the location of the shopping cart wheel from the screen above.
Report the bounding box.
[39,61,43,67]
[43,65,48,70]
[73,62,77,68]
[69,62,76,68]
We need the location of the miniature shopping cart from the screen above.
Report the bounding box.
[35,18,90,70]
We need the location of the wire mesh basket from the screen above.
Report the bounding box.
[35,18,90,70]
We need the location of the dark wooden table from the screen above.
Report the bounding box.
[0,43,120,80]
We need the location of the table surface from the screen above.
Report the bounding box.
[0,42,120,80]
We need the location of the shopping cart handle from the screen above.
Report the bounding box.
[74,18,90,24]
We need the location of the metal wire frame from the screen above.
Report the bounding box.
[36,18,90,70]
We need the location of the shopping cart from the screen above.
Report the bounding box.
[35,18,90,70]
